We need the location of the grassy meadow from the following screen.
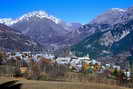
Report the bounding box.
[0,77,132,89]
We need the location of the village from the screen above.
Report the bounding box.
[0,50,132,83]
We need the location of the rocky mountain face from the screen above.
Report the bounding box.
[71,6,133,61]
[71,8,125,42]
[0,23,42,51]
[0,11,82,49]
[91,8,126,25]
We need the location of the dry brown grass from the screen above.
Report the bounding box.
[0,77,131,89]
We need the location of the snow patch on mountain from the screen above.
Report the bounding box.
[0,18,17,26]
[100,30,130,47]
[19,11,62,24]
[0,10,81,33]
[114,30,130,41]
[0,11,62,25]
[111,8,127,12]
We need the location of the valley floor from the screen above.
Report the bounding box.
[0,77,131,89]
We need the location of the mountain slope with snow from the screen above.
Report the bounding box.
[0,11,62,25]
[91,8,127,25]
[71,7,133,59]
[0,11,81,31]
[0,11,82,49]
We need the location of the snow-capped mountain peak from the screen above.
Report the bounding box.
[0,18,17,26]
[19,10,49,20]
[111,8,127,12]
[48,15,62,24]
[19,10,62,24]
[0,10,62,25]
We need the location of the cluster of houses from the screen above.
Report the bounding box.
[3,51,131,79]
[4,52,120,72]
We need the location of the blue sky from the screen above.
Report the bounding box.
[0,0,133,24]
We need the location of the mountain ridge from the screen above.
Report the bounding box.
[0,10,82,49]
[71,6,133,61]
